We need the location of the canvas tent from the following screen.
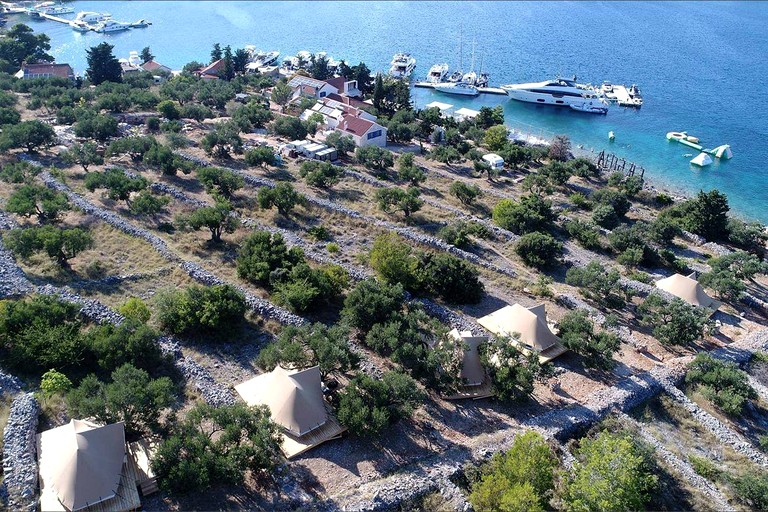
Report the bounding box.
[477,304,567,362]
[37,420,139,512]
[442,329,494,400]
[235,365,346,458]
[655,273,721,311]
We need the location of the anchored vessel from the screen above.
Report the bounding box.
[434,81,479,97]
[427,63,449,83]
[389,53,416,79]
[501,77,607,113]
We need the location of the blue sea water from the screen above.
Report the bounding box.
[9,1,768,222]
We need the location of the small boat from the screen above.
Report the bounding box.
[129,19,151,28]
[70,20,91,32]
[690,153,713,167]
[93,20,131,33]
[389,52,416,79]
[75,11,111,24]
[427,63,449,83]
[434,81,479,97]
[35,2,75,15]
[446,70,464,83]
[570,101,608,114]
[601,81,613,93]
[608,131,615,141]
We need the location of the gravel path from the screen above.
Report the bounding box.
[620,413,735,512]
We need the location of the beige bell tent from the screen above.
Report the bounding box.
[37,420,141,512]
[442,329,494,400]
[655,273,721,311]
[477,303,567,362]
[236,365,346,458]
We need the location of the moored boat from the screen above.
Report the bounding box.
[93,20,130,33]
[434,81,479,96]
[389,52,416,79]
[427,63,449,83]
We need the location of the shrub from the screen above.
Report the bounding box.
[418,252,484,304]
[129,190,170,217]
[492,195,555,234]
[732,471,768,510]
[298,160,342,189]
[557,311,620,370]
[564,219,602,250]
[483,125,508,152]
[201,120,243,158]
[86,321,169,376]
[152,402,280,493]
[244,146,276,168]
[61,141,103,172]
[272,263,348,313]
[368,232,419,290]
[375,187,423,217]
[341,279,405,335]
[680,190,730,242]
[449,181,482,206]
[156,99,180,120]
[73,114,118,141]
[569,192,591,209]
[257,182,307,216]
[336,371,424,437]
[480,336,546,401]
[6,184,70,224]
[118,297,151,324]
[236,231,304,285]
[438,221,490,249]
[307,225,330,241]
[175,199,238,243]
[356,145,394,177]
[270,115,307,140]
[469,431,557,512]
[0,120,56,152]
[156,284,246,336]
[196,166,244,198]
[256,323,358,377]
[637,294,710,346]
[688,455,721,481]
[40,369,72,397]
[0,161,40,184]
[397,152,426,186]
[84,168,148,206]
[67,363,174,437]
[686,353,757,415]
[515,232,563,269]
[5,225,93,268]
[565,261,626,308]
[548,134,571,161]
[561,430,657,511]
[591,203,620,229]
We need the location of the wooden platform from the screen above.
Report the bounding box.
[37,435,142,512]
[127,439,159,496]
[281,407,346,459]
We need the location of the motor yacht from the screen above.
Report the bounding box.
[434,81,479,97]
[93,20,130,33]
[570,101,608,114]
[35,2,74,15]
[427,63,449,83]
[501,77,603,109]
[129,19,151,28]
[389,53,416,79]
[75,11,110,24]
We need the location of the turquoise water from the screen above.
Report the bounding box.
[10,1,768,222]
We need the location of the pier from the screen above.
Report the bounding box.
[413,81,508,96]
[35,12,74,25]
[602,84,642,107]
[596,150,645,178]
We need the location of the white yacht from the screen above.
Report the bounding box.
[502,77,604,110]
[70,20,91,32]
[427,63,449,83]
[75,11,110,24]
[434,82,479,97]
[93,20,130,33]
[389,53,416,79]
[35,2,74,15]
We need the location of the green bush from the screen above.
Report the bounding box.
[438,221,490,249]
[236,230,304,285]
[686,352,757,416]
[515,232,562,269]
[564,219,602,250]
[257,182,307,216]
[40,369,72,397]
[565,262,626,308]
[637,294,710,346]
[687,455,721,481]
[557,311,619,370]
[341,279,405,335]
[732,471,768,510]
[4,225,94,268]
[156,284,246,337]
[299,160,343,189]
[480,336,546,401]
[175,199,238,243]
[6,184,70,224]
[492,195,555,234]
[196,166,244,198]
[591,203,620,229]
[449,181,482,206]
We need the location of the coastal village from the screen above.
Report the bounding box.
[0,9,767,512]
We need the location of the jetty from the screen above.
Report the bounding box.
[596,150,645,178]
[601,84,643,107]
[414,81,508,96]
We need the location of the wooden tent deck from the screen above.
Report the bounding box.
[281,407,346,459]
[442,381,495,401]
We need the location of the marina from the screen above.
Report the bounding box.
[414,81,508,95]
[3,3,149,32]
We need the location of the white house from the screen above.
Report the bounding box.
[337,116,387,147]
[288,75,341,100]
[300,98,377,130]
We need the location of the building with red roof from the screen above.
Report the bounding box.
[15,63,74,81]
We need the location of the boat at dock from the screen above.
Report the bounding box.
[601,82,643,107]
[70,20,91,32]
[501,77,606,111]
[93,19,131,33]
[434,81,479,96]
[129,19,151,28]
[74,11,111,24]
[34,2,74,15]
[426,63,449,83]
[389,53,416,79]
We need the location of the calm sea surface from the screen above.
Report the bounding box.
[10,1,768,222]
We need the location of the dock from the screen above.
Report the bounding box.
[36,12,74,25]
[413,81,508,96]
[602,84,642,107]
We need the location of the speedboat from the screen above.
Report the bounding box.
[70,20,91,32]
[389,53,416,79]
[93,20,130,33]
[129,19,151,28]
[75,11,110,23]
[427,63,449,83]
[434,82,479,97]
[446,70,463,83]
[501,77,602,108]
[570,100,608,114]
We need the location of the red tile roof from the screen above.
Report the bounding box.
[324,76,346,92]
[198,59,225,77]
[339,115,375,136]
[19,63,73,79]
[141,60,168,72]
[325,93,369,110]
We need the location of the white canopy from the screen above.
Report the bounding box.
[236,365,328,437]
[477,303,561,351]
[655,273,720,310]
[425,101,453,111]
[39,420,126,512]
[454,107,480,119]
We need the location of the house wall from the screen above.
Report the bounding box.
[357,126,387,148]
